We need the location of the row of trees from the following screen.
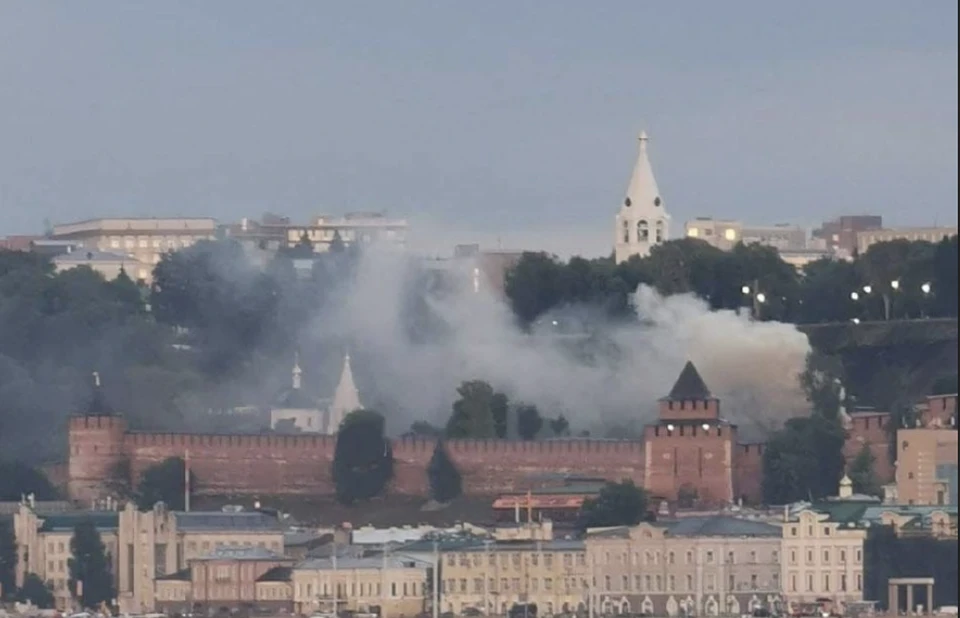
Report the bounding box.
[505,236,959,327]
[0,519,113,609]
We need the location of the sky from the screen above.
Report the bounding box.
[1,2,957,257]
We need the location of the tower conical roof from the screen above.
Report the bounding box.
[275,351,318,410]
[330,352,362,417]
[665,361,713,400]
[623,131,665,214]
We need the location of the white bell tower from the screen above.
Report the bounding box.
[614,131,670,263]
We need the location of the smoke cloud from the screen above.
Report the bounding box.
[311,243,811,441]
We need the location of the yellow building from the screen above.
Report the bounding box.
[439,523,588,617]
[12,501,284,613]
[585,517,782,617]
[291,554,430,617]
[50,217,217,282]
[779,508,866,606]
[896,427,958,507]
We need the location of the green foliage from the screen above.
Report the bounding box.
[931,374,958,396]
[427,440,462,503]
[762,353,848,504]
[549,415,570,437]
[446,380,505,439]
[332,410,394,505]
[849,444,882,497]
[0,461,57,501]
[68,521,114,609]
[578,480,649,529]
[17,573,55,609]
[0,519,15,600]
[503,236,959,326]
[515,404,544,440]
[136,457,196,511]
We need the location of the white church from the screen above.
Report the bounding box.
[269,351,362,434]
[614,131,671,264]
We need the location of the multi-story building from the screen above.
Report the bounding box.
[779,506,866,606]
[856,226,958,255]
[11,501,285,613]
[614,132,671,263]
[0,235,42,251]
[895,395,958,506]
[287,213,408,253]
[52,248,148,282]
[585,516,782,616]
[438,522,588,616]
[49,217,217,282]
[154,546,294,614]
[291,554,430,616]
[684,219,808,252]
[812,216,883,256]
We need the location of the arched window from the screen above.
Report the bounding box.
[622,220,630,243]
[638,220,650,242]
[655,220,665,242]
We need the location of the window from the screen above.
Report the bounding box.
[840,550,846,563]
[806,574,814,592]
[563,553,572,567]
[544,554,553,568]
[790,574,797,592]
[460,579,468,593]
[750,551,757,564]
[668,551,675,564]
[824,574,831,592]
[706,551,715,564]
[686,575,693,591]
[806,550,813,564]
[669,575,676,591]
[751,574,758,590]
[622,575,629,591]
[622,221,629,243]
[655,220,664,242]
[823,550,831,564]
[728,574,735,591]
[856,573,863,591]
[727,551,735,564]
[605,576,611,591]
[544,578,553,591]
[824,527,831,536]
[790,527,798,537]
[686,551,693,564]
[530,553,538,566]
[446,555,456,567]
[638,220,650,242]
[840,574,848,592]
[855,550,862,564]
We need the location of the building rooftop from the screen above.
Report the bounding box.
[174,511,284,532]
[39,511,120,532]
[193,546,288,561]
[296,555,431,571]
[54,250,141,264]
[665,361,713,401]
[257,566,294,582]
[157,569,191,581]
[663,516,780,538]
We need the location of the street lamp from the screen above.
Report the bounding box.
[850,291,860,301]
[755,293,767,304]
[862,285,873,294]
[890,280,900,291]
[741,285,751,295]
[921,282,932,295]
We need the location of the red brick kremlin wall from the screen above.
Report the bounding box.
[67,410,904,505]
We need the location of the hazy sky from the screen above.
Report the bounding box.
[1,2,957,256]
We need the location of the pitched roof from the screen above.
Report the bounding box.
[665,361,713,400]
[39,511,119,532]
[663,516,780,538]
[257,566,293,582]
[174,511,283,532]
[192,546,288,561]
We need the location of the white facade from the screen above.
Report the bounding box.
[614,132,670,264]
[780,509,866,605]
[269,352,362,435]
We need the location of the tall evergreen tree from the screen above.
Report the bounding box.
[849,444,882,497]
[0,519,16,600]
[427,440,462,503]
[68,521,114,609]
[332,410,394,505]
[17,574,55,609]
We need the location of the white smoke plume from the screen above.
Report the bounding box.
[309,244,811,442]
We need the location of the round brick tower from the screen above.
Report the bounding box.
[67,372,126,504]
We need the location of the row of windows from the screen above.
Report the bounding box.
[444,573,778,596]
[787,571,863,593]
[296,580,418,600]
[103,235,207,250]
[621,220,665,244]
[787,547,862,566]
[446,552,584,569]
[597,549,778,567]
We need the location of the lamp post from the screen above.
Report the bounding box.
[920,282,933,318]
[741,282,766,320]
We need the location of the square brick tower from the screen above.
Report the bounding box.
[643,361,736,506]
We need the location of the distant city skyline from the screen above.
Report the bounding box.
[1,1,957,258]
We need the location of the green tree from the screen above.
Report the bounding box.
[136,457,196,511]
[17,573,55,609]
[332,410,394,505]
[849,444,882,497]
[445,381,501,439]
[578,480,649,529]
[0,518,15,600]
[797,258,861,323]
[0,461,57,501]
[329,230,346,254]
[491,391,509,439]
[931,374,958,396]
[109,268,145,313]
[427,440,462,503]
[68,521,114,609]
[762,353,847,504]
[930,235,958,318]
[549,415,570,437]
[504,252,568,326]
[515,404,544,440]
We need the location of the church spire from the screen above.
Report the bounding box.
[614,130,671,264]
[84,370,116,416]
[292,350,302,390]
[328,351,362,433]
